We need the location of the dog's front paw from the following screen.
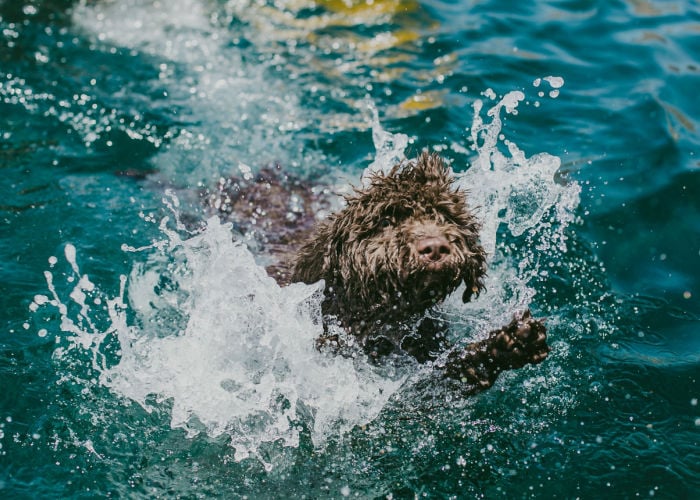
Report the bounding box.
[490,310,548,370]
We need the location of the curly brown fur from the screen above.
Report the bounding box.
[292,152,487,333]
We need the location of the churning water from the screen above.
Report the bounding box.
[2,0,699,498]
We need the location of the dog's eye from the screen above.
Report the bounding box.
[379,217,393,228]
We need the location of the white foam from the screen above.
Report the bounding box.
[38,210,406,462]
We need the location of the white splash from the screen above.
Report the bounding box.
[461,88,579,258]
[36,206,405,465]
[362,101,409,182]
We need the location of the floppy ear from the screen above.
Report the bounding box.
[291,219,337,284]
[461,247,487,303]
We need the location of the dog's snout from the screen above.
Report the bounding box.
[416,236,451,262]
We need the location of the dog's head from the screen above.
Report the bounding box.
[292,152,487,318]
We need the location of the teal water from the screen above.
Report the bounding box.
[2,0,699,498]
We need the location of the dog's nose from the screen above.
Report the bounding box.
[416,236,451,262]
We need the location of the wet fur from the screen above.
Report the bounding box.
[292,153,486,337]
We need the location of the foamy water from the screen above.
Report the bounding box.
[32,84,579,464]
[37,211,409,465]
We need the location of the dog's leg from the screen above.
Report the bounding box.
[438,310,548,394]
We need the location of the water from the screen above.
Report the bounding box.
[2,0,699,497]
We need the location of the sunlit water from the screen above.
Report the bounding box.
[2,0,699,498]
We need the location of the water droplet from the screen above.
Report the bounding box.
[543,75,564,88]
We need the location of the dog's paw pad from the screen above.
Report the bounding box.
[493,310,549,368]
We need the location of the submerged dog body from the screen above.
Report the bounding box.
[210,152,548,394]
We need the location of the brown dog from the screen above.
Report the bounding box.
[208,152,548,394]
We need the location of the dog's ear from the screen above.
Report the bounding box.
[291,219,337,284]
[461,247,487,303]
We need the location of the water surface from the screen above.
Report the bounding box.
[1,0,699,497]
